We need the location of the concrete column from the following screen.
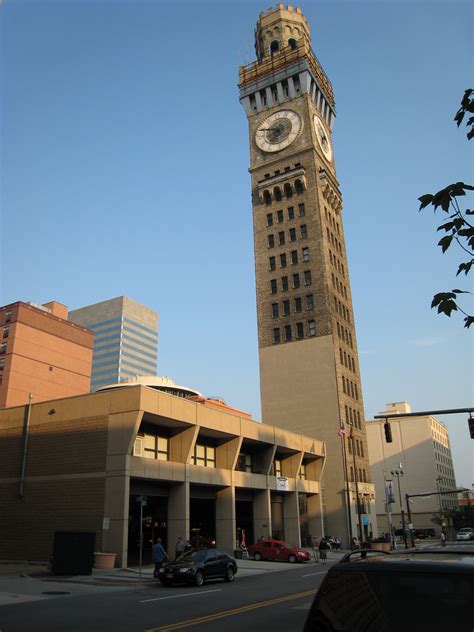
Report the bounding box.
[216,486,235,553]
[307,493,324,540]
[216,436,242,471]
[283,492,301,547]
[255,91,263,111]
[265,86,273,107]
[253,488,272,541]
[287,76,296,97]
[168,481,190,555]
[276,81,285,102]
[281,451,303,479]
[299,71,311,94]
[170,426,199,464]
[102,454,131,568]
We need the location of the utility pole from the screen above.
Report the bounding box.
[391,466,407,549]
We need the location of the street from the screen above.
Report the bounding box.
[0,561,328,632]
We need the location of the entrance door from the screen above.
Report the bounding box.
[128,495,167,566]
[190,499,216,548]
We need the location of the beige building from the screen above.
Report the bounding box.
[0,381,325,567]
[366,402,458,536]
[239,5,375,543]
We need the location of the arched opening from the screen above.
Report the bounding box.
[270,40,279,57]
[274,187,282,202]
[263,190,272,206]
[284,183,293,198]
[288,38,297,50]
[295,179,304,194]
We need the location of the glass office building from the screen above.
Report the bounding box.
[69,296,158,391]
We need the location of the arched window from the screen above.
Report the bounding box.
[295,179,304,194]
[263,190,272,205]
[284,183,293,198]
[274,187,282,202]
[270,40,279,56]
[288,38,297,50]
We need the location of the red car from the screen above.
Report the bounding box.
[248,539,310,563]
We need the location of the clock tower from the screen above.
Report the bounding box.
[239,5,376,544]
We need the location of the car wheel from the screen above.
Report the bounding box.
[288,554,297,564]
[195,570,204,587]
[254,552,262,561]
[224,567,235,582]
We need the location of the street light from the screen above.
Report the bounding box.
[391,465,408,549]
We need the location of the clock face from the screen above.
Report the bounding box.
[255,110,302,153]
[313,113,333,162]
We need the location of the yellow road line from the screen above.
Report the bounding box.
[145,588,315,631]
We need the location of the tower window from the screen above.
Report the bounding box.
[267,213,274,226]
[285,325,292,341]
[304,270,312,286]
[278,231,285,246]
[270,40,279,56]
[302,247,310,261]
[284,183,293,198]
[269,256,276,271]
[288,206,295,220]
[2,327,9,339]
[295,179,304,194]
[270,279,277,294]
[5,311,12,323]
[263,190,272,205]
[289,227,296,242]
[306,294,314,310]
[0,343,6,354]
[277,210,284,223]
[283,300,290,316]
[288,38,297,50]
[300,224,308,239]
[268,235,275,248]
[281,276,289,291]
[296,322,304,339]
[273,328,281,344]
[274,187,282,202]
[293,273,300,289]
[298,203,305,216]
[291,250,298,265]
[308,320,316,336]
[272,303,279,318]
[295,297,302,313]
[280,253,287,268]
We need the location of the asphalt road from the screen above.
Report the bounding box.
[0,562,330,632]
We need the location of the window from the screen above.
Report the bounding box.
[273,328,281,344]
[293,273,300,289]
[279,231,285,246]
[5,311,12,324]
[268,234,275,248]
[270,279,277,294]
[280,253,287,268]
[269,256,276,271]
[298,203,305,216]
[302,247,309,262]
[291,250,298,265]
[285,325,292,341]
[289,227,296,242]
[306,294,314,310]
[263,190,271,205]
[300,224,308,238]
[236,453,252,473]
[288,37,297,50]
[308,320,316,336]
[143,434,169,461]
[295,179,304,194]
[296,322,304,339]
[274,187,282,201]
[2,327,9,339]
[349,466,354,482]
[299,464,306,480]
[295,297,302,312]
[304,270,312,286]
[288,206,295,220]
[281,276,289,291]
[273,459,282,477]
[0,343,6,354]
[283,300,290,316]
[192,444,216,468]
[0,359,4,370]
[271,303,279,318]
[266,213,273,226]
[277,210,284,223]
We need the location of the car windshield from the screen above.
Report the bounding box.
[177,550,207,563]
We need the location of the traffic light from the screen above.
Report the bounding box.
[468,416,474,439]
[384,421,393,443]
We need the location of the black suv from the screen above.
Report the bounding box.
[303,550,474,631]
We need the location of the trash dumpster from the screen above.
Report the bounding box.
[51,531,96,575]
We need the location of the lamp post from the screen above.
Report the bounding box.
[391,466,407,549]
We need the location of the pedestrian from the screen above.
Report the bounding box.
[184,540,192,552]
[440,531,446,547]
[175,536,185,560]
[152,537,168,578]
[318,538,328,564]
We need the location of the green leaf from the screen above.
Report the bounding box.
[418,194,434,210]
[452,289,468,294]
[431,292,456,308]
[437,221,455,233]
[438,235,453,252]
[456,261,474,276]
[464,315,474,329]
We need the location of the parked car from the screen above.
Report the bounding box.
[456,527,474,541]
[158,548,237,587]
[303,549,474,631]
[248,539,310,563]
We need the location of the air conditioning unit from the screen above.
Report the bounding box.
[133,436,143,457]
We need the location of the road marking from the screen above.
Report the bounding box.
[145,589,316,631]
[302,571,327,577]
[140,589,222,604]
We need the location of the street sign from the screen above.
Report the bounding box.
[136,495,147,506]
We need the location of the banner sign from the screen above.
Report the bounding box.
[385,480,395,503]
[276,476,289,491]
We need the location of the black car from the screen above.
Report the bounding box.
[303,549,474,632]
[158,548,237,587]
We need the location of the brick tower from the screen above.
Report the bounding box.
[239,4,376,543]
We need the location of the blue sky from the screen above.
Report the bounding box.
[1,1,472,486]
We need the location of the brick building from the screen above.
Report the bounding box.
[0,301,93,408]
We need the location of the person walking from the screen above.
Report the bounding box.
[440,531,446,547]
[318,538,329,565]
[175,537,185,560]
[152,538,168,578]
